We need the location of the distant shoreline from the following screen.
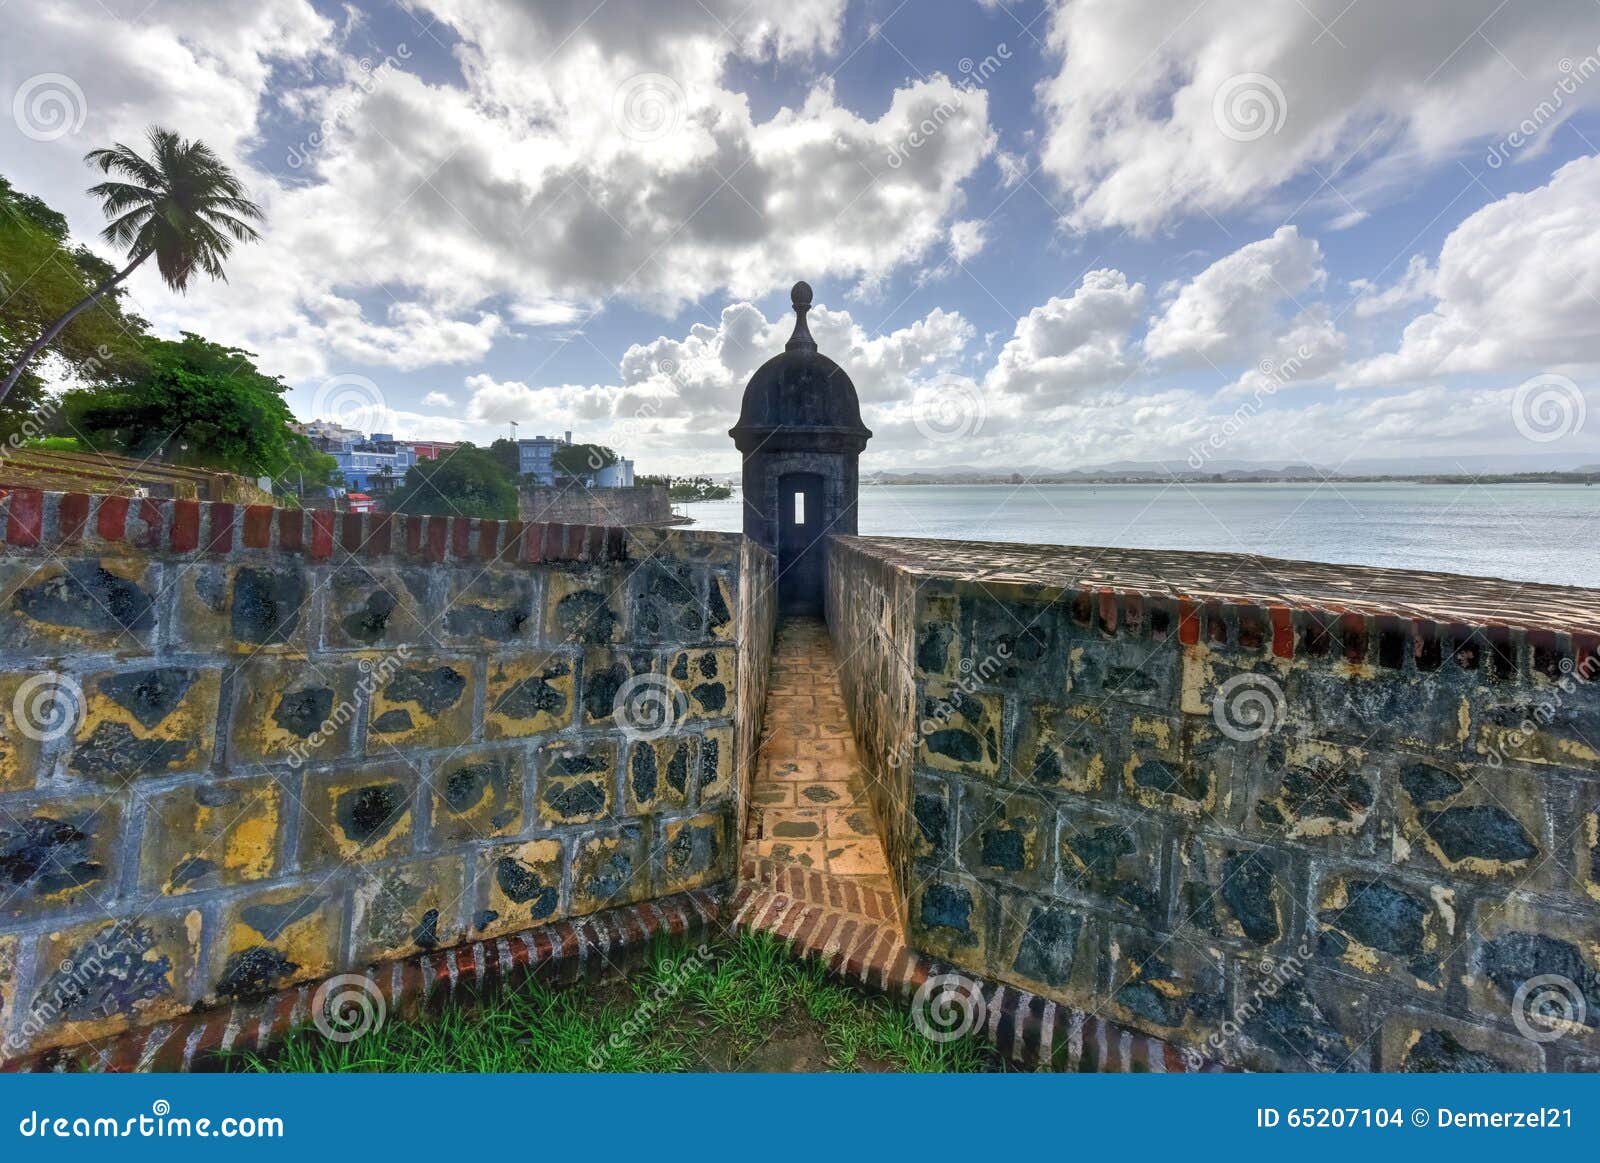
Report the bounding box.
[856,473,1600,487]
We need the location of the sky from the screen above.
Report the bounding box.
[5,0,1600,476]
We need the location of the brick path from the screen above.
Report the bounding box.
[730,617,1216,1072]
[742,618,893,894]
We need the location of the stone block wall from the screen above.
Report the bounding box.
[735,537,777,833]
[825,536,917,928]
[0,489,762,1063]
[827,534,1600,1072]
[518,484,674,527]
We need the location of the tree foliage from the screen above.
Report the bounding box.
[640,474,732,501]
[84,127,264,293]
[0,175,148,434]
[386,444,519,519]
[552,442,616,478]
[488,437,522,478]
[59,332,318,479]
[3,129,264,405]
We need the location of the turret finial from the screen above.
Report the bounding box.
[786,281,817,352]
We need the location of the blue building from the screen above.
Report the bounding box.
[333,443,402,492]
[517,431,572,485]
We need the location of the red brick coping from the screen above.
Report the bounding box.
[0,487,632,565]
[733,858,1224,1073]
[3,871,1218,1073]
[2,890,721,1073]
[829,534,1600,683]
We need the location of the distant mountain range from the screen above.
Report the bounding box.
[700,454,1600,487]
[853,453,1600,483]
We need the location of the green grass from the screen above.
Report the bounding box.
[229,933,996,1074]
[20,436,82,451]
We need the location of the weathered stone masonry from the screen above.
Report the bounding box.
[518,484,675,527]
[0,488,771,1063]
[827,534,1600,1072]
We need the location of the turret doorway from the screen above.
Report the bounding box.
[777,471,825,615]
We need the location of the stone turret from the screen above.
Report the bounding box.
[730,282,871,615]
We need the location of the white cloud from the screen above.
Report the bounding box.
[1218,310,1347,398]
[464,375,616,427]
[1144,227,1326,364]
[1035,0,1600,233]
[1346,153,1600,385]
[421,391,454,407]
[450,296,975,469]
[311,300,504,371]
[948,220,989,264]
[2,0,993,386]
[994,149,1027,187]
[1348,254,1436,318]
[984,269,1146,399]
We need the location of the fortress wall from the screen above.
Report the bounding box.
[827,533,1600,1072]
[824,536,919,929]
[517,484,675,527]
[0,489,760,1064]
[735,536,777,836]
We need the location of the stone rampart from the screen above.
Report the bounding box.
[0,488,767,1063]
[517,484,674,526]
[827,534,1600,1072]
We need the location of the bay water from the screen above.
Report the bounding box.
[679,482,1600,588]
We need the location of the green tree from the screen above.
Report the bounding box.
[1,126,264,403]
[288,444,343,496]
[386,444,519,519]
[552,442,616,478]
[0,175,148,435]
[489,436,522,478]
[60,332,317,478]
[639,473,732,501]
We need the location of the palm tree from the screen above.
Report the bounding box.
[0,126,264,403]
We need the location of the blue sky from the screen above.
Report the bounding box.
[6,0,1600,474]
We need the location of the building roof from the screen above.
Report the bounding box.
[730,282,871,450]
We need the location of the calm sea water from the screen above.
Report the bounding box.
[680,482,1600,589]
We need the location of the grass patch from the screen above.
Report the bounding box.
[229,932,999,1074]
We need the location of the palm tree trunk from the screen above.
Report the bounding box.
[0,249,150,404]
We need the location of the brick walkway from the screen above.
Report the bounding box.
[730,619,1212,1073]
[742,618,893,894]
